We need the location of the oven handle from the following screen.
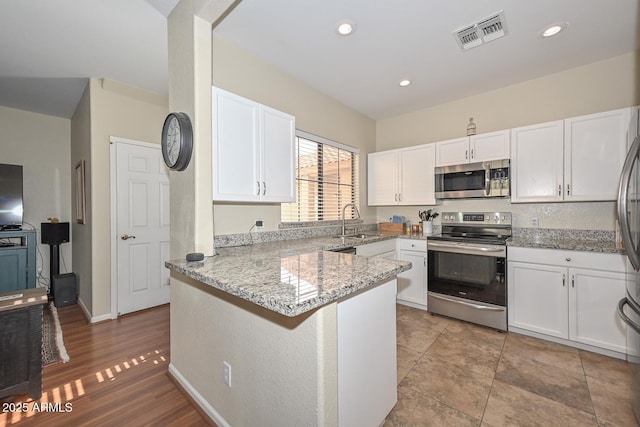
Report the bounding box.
[430,293,505,312]
[427,241,506,257]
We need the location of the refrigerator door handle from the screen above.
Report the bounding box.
[617,296,640,335]
[617,135,640,270]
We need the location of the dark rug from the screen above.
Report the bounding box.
[42,302,69,366]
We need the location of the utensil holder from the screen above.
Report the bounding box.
[423,221,433,236]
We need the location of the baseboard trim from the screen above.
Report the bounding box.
[508,326,627,360]
[77,297,112,324]
[168,363,230,427]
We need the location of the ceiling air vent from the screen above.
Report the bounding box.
[453,11,508,51]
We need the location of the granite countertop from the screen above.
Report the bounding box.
[507,236,624,253]
[165,235,412,317]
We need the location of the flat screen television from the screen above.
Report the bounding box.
[0,163,23,230]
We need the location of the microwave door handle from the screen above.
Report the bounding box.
[617,135,640,270]
[484,163,491,196]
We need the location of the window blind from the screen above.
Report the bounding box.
[281,132,359,222]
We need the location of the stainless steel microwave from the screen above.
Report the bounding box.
[435,159,510,199]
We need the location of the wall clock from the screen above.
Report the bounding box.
[161,112,193,171]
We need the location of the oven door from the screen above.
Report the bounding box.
[427,240,507,330]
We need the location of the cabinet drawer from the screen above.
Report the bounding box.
[508,246,625,272]
[396,238,427,252]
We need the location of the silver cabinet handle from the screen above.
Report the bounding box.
[567,184,570,196]
[263,181,266,196]
[571,275,575,288]
[257,181,260,195]
[562,273,566,287]
[617,135,640,270]
[558,184,562,196]
[470,149,474,159]
[565,257,571,262]
[121,234,136,240]
[465,149,468,160]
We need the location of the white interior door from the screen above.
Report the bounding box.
[116,139,170,315]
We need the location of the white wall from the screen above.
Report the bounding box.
[0,105,72,287]
[375,51,639,230]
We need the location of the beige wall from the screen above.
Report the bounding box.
[0,105,72,286]
[85,78,168,318]
[375,51,640,230]
[211,35,377,234]
[170,278,337,426]
[71,85,93,311]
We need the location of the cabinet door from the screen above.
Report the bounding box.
[435,137,469,166]
[470,129,510,162]
[399,144,436,205]
[569,268,627,353]
[564,108,631,201]
[510,120,564,203]
[508,261,568,338]
[0,248,27,292]
[367,151,399,206]
[261,105,296,202]
[396,250,427,306]
[212,87,260,201]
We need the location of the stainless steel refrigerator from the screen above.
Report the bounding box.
[616,106,640,424]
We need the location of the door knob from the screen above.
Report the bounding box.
[121,234,136,240]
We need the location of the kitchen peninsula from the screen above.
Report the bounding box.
[166,237,410,427]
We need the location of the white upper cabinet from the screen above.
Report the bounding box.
[434,137,469,166]
[511,107,631,203]
[470,130,511,162]
[564,107,631,201]
[368,144,436,206]
[511,120,565,203]
[212,87,295,202]
[435,130,510,166]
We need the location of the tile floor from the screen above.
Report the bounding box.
[385,304,638,426]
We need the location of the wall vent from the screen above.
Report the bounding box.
[453,11,508,51]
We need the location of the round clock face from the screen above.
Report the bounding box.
[162,112,193,171]
[166,116,181,166]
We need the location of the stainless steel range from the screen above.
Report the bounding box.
[427,212,511,331]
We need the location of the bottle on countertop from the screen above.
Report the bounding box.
[466,117,476,136]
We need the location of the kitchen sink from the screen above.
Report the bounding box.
[333,233,382,240]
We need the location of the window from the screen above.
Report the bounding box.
[282,131,359,222]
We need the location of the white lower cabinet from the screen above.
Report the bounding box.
[356,238,428,309]
[508,247,627,355]
[396,239,428,310]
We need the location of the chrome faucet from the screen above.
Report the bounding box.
[341,203,361,237]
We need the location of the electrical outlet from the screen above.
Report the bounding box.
[255,220,264,231]
[531,217,539,228]
[223,361,232,387]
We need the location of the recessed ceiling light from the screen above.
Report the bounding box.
[399,80,411,87]
[541,22,568,38]
[336,19,356,36]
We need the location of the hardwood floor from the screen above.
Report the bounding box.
[0,304,208,427]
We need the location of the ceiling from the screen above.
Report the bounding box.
[1,0,638,120]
